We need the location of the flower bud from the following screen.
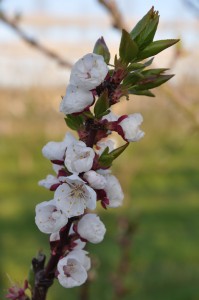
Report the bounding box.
[103,174,124,207]
[70,53,108,90]
[57,250,90,288]
[83,170,106,189]
[65,141,95,174]
[102,111,118,122]
[42,132,77,161]
[35,200,68,234]
[77,213,106,244]
[117,113,145,142]
[93,37,110,64]
[60,84,94,115]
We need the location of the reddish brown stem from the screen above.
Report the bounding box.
[45,218,75,276]
[31,218,77,300]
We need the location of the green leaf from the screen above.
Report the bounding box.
[130,7,156,40]
[65,114,84,130]
[128,89,155,97]
[127,58,154,72]
[143,57,155,67]
[93,37,110,64]
[28,264,35,289]
[127,62,146,71]
[137,39,180,60]
[130,7,159,50]
[99,146,109,157]
[99,143,129,168]
[108,143,129,160]
[94,90,110,119]
[142,68,169,76]
[123,72,144,87]
[135,16,159,50]
[119,29,138,63]
[82,110,94,119]
[134,74,174,90]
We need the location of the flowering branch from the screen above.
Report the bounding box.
[6,7,179,300]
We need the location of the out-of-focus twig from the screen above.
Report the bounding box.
[183,0,199,17]
[79,280,90,300]
[0,12,72,69]
[111,217,137,300]
[162,84,199,130]
[98,0,127,30]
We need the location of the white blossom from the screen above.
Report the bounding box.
[55,175,96,217]
[77,213,106,244]
[102,111,118,122]
[65,141,95,174]
[38,174,60,190]
[68,249,91,271]
[50,231,60,242]
[57,249,90,288]
[60,84,93,115]
[95,139,115,156]
[118,113,145,142]
[73,239,86,250]
[83,170,106,189]
[103,174,124,207]
[70,53,108,90]
[42,132,77,161]
[96,168,111,175]
[35,200,68,234]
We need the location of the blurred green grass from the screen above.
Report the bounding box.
[0,87,199,300]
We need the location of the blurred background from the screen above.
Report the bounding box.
[0,0,199,299]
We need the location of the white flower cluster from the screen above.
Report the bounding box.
[36,53,145,289]
[60,53,109,114]
[36,132,123,288]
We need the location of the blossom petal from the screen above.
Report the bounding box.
[60,85,93,114]
[55,183,86,217]
[77,214,106,244]
[35,200,68,234]
[69,53,108,90]
[65,142,95,174]
[85,185,97,210]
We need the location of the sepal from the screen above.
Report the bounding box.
[65,114,84,131]
[93,37,110,64]
[98,143,129,168]
[128,89,155,97]
[94,90,110,119]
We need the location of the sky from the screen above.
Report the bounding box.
[0,0,198,48]
[1,0,196,20]
[0,0,198,87]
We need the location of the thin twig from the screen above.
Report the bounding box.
[0,12,72,69]
[183,0,199,17]
[98,0,127,30]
